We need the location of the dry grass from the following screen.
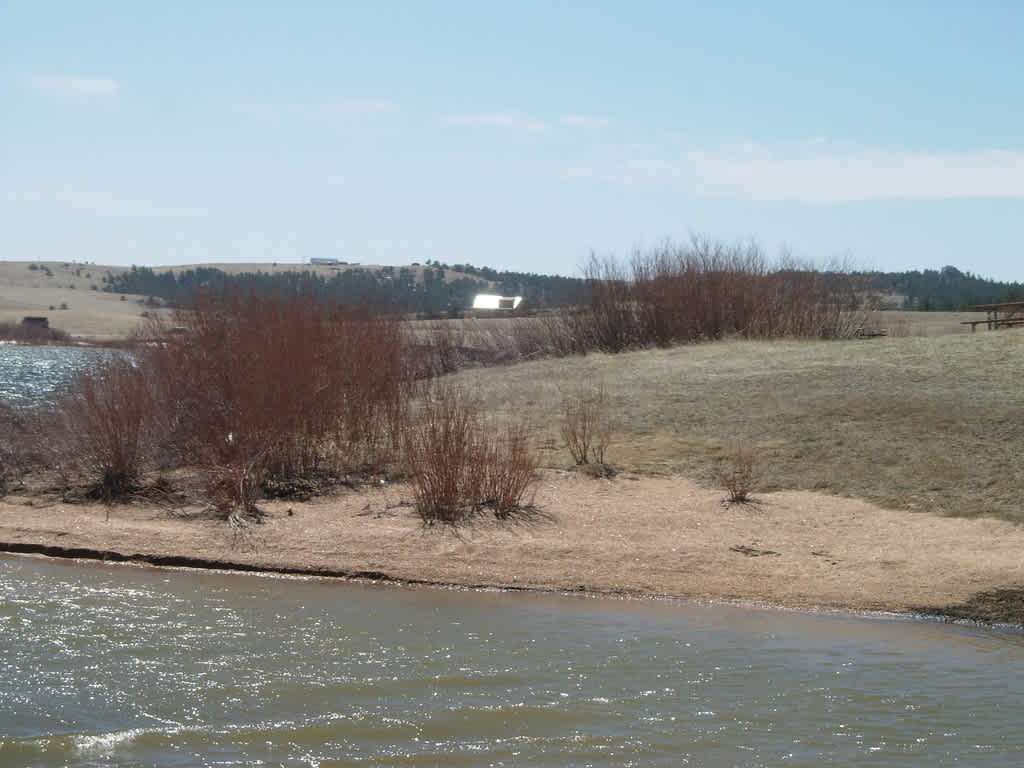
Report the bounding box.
[448,329,1024,523]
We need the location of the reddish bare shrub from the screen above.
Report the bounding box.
[567,239,868,353]
[141,292,412,518]
[481,423,538,519]
[403,386,481,525]
[59,358,151,501]
[561,384,614,466]
[404,385,538,525]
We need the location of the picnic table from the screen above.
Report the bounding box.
[961,301,1024,331]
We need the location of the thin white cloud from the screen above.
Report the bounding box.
[27,75,120,96]
[445,111,547,134]
[560,140,1024,201]
[560,115,609,129]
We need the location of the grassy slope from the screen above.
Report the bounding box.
[452,330,1024,523]
[0,261,147,340]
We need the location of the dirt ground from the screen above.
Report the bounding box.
[3,470,1023,624]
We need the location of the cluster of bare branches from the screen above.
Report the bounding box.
[561,384,614,466]
[574,239,867,353]
[403,385,538,525]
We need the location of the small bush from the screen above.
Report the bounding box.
[60,359,152,502]
[481,423,538,519]
[200,454,266,528]
[404,386,481,525]
[404,385,537,525]
[561,383,614,466]
[718,441,757,503]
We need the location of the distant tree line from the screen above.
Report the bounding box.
[873,266,1023,311]
[101,262,1022,314]
[103,263,587,315]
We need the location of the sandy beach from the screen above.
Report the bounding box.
[3,470,1022,624]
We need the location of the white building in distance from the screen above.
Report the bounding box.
[472,294,523,311]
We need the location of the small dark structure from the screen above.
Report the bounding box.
[21,316,49,330]
[962,302,1024,332]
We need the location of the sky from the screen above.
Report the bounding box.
[2,1,1023,281]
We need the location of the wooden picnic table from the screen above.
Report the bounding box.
[962,301,1024,331]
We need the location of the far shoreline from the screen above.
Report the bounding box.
[2,470,1023,628]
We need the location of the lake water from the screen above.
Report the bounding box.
[0,345,115,407]
[1,555,1022,767]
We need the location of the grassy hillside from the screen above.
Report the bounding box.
[0,261,145,340]
[452,330,1024,522]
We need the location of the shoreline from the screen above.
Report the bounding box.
[3,542,1016,632]
[2,470,1023,627]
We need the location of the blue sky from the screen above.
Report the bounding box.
[2,1,1022,280]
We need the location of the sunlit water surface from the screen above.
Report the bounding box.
[2,556,1022,767]
[0,345,115,406]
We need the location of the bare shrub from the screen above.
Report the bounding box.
[140,292,412,518]
[561,384,614,466]
[200,454,265,528]
[718,442,757,503]
[423,320,465,375]
[60,358,151,501]
[534,312,586,357]
[404,385,538,525]
[481,423,538,519]
[404,386,482,525]
[0,401,27,494]
[563,238,870,354]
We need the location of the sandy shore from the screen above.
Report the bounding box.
[2,470,1023,624]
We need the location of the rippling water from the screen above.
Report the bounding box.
[0,345,114,406]
[2,556,1022,767]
